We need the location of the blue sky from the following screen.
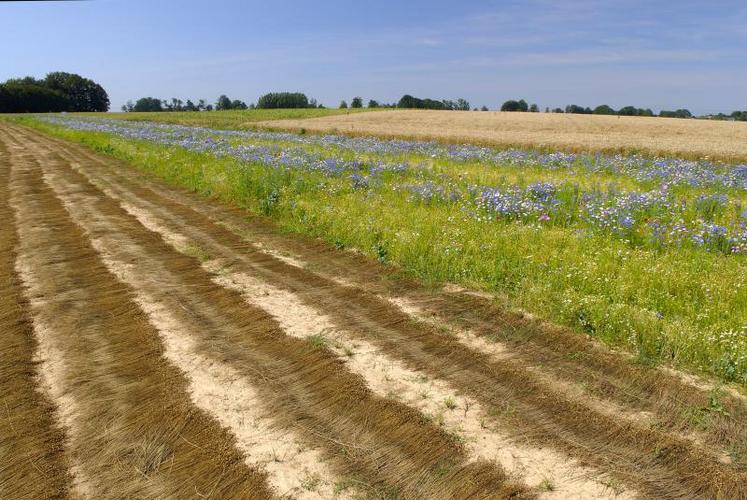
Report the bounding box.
[3,0,746,113]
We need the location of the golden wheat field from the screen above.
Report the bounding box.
[256,110,747,162]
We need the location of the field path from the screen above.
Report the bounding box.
[2,122,746,499]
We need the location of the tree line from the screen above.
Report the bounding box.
[119,91,747,121]
[497,98,701,119]
[2,76,744,122]
[0,72,109,113]
[121,94,252,112]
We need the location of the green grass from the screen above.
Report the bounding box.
[18,116,747,389]
[71,107,380,130]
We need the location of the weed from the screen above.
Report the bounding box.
[537,478,555,492]
[307,334,328,349]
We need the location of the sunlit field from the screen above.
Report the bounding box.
[19,114,746,388]
[256,110,747,163]
[84,107,377,130]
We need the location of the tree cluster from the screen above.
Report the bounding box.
[0,72,109,113]
[396,94,470,110]
[506,100,695,119]
[122,97,216,112]
[659,109,693,119]
[216,95,248,110]
[500,99,540,112]
[256,92,311,109]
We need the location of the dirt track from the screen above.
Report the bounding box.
[1,122,746,499]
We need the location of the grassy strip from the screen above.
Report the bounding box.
[72,107,378,130]
[19,117,747,387]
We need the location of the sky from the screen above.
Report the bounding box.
[2,0,747,114]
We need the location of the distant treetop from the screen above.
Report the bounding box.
[256,92,310,109]
[397,94,470,110]
[500,99,529,112]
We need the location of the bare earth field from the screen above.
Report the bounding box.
[2,122,747,499]
[256,110,747,163]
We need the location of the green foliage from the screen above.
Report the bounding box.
[565,104,592,114]
[43,72,109,112]
[367,99,380,108]
[660,109,693,119]
[455,98,471,111]
[256,92,310,109]
[131,97,163,112]
[216,95,232,111]
[339,100,348,109]
[124,96,212,112]
[0,82,69,113]
[351,97,363,108]
[500,99,529,112]
[593,104,616,115]
[618,106,654,117]
[529,103,539,112]
[397,94,470,110]
[0,72,109,113]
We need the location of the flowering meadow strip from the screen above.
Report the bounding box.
[46,116,747,191]
[27,116,747,384]
[42,116,747,255]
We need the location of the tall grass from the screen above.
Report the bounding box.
[21,117,747,387]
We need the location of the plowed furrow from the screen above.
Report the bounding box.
[3,126,274,499]
[23,126,747,498]
[0,131,70,499]
[24,129,526,499]
[45,129,747,472]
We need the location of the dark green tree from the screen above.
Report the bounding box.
[456,98,471,111]
[501,99,528,112]
[0,82,69,113]
[617,106,638,116]
[132,97,163,112]
[216,95,233,110]
[593,104,616,115]
[44,72,109,111]
[351,97,363,108]
[256,92,310,109]
[565,104,592,114]
[660,109,692,118]
[231,99,248,110]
